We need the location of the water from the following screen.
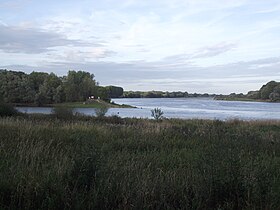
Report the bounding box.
[16,98,280,120]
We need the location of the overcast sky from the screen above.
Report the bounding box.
[1,0,280,93]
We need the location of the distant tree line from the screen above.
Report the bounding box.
[215,81,280,102]
[0,69,123,105]
[123,91,214,98]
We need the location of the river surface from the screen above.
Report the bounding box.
[16,98,280,120]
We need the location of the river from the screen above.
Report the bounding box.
[16,98,280,120]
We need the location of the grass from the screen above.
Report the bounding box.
[0,115,280,209]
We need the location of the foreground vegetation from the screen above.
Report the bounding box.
[0,114,280,209]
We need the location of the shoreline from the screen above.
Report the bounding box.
[12,100,135,109]
[214,97,278,103]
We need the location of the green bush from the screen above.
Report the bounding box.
[0,103,18,117]
[95,106,108,117]
[52,106,74,119]
[151,107,164,120]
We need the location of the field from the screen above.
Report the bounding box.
[0,114,280,209]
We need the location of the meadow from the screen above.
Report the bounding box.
[0,114,279,209]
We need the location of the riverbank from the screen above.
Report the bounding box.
[214,96,272,102]
[0,114,279,209]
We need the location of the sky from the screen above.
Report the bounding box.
[1,0,280,94]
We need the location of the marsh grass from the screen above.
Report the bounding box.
[0,115,279,209]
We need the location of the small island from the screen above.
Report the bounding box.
[214,81,280,102]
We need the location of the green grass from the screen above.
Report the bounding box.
[0,115,280,209]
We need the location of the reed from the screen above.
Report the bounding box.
[0,115,279,209]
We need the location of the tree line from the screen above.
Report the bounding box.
[215,81,280,102]
[123,91,215,98]
[0,69,123,105]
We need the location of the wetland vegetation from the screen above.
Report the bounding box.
[0,113,279,209]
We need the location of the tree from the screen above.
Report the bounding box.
[64,70,96,102]
[53,85,66,103]
[34,73,62,105]
[260,81,278,100]
[96,86,110,102]
[269,84,280,102]
[106,86,124,98]
[0,70,29,103]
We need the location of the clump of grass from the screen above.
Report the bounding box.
[95,106,109,117]
[151,107,164,120]
[52,106,74,120]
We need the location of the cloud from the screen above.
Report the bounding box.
[0,0,31,10]
[0,24,101,54]
[1,56,280,94]
[162,42,237,63]
[1,0,280,94]
[191,42,237,59]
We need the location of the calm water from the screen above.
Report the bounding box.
[16,98,280,120]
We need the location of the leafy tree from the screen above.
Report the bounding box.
[0,69,121,105]
[247,91,260,99]
[64,70,96,102]
[34,73,61,105]
[106,86,124,98]
[53,85,66,103]
[260,81,278,100]
[269,84,280,102]
[96,86,110,102]
[0,70,29,103]
[28,71,49,92]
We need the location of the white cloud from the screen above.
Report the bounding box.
[0,24,93,53]
[1,0,280,93]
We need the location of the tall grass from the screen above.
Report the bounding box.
[0,115,279,209]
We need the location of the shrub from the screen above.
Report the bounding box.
[0,103,18,117]
[95,106,109,117]
[151,107,164,120]
[52,106,74,119]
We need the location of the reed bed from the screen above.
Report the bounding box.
[0,115,279,209]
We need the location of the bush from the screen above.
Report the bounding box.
[95,106,109,117]
[151,107,164,120]
[52,106,74,119]
[0,103,18,117]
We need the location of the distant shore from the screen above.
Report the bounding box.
[214,96,277,103]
